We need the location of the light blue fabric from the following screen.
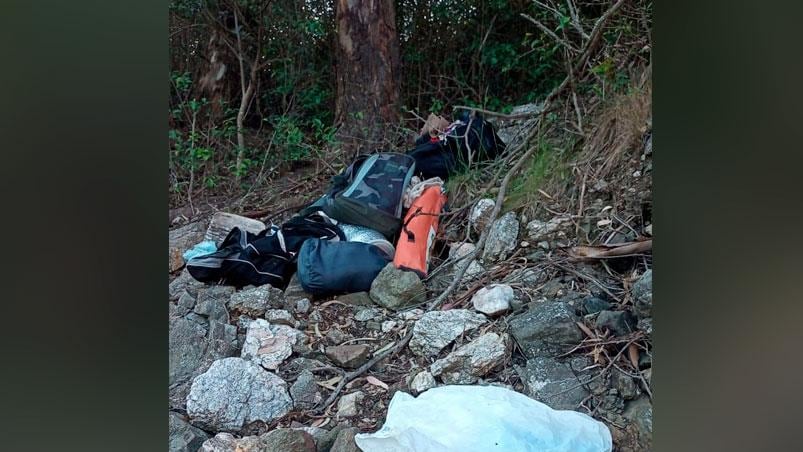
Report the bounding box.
[183,241,218,261]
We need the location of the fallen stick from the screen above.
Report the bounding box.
[567,239,652,261]
[314,329,414,414]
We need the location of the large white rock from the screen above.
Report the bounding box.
[187,357,292,432]
[241,319,305,370]
[409,309,487,357]
[471,284,514,316]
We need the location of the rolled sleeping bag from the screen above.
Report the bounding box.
[393,185,447,278]
[297,238,391,296]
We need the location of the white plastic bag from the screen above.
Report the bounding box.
[354,385,612,452]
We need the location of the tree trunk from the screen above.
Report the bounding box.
[334,0,401,153]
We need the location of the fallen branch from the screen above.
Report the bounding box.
[314,329,414,414]
[567,239,652,261]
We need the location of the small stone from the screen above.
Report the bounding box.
[325,328,349,346]
[228,285,285,317]
[316,426,346,452]
[482,212,519,262]
[644,224,653,236]
[526,215,573,242]
[290,369,322,410]
[187,357,292,432]
[611,368,639,400]
[469,199,495,233]
[326,344,371,369]
[537,241,550,249]
[595,310,637,336]
[633,170,642,177]
[175,290,197,317]
[265,309,297,327]
[409,370,436,394]
[430,333,508,384]
[259,429,316,452]
[241,319,306,370]
[354,307,380,322]
[365,321,382,331]
[381,320,397,332]
[637,317,653,335]
[336,391,364,418]
[204,212,266,243]
[409,309,488,357]
[295,298,311,314]
[583,296,612,315]
[509,300,583,359]
[337,291,374,306]
[471,284,514,316]
[169,412,210,452]
[399,308,424,321]
[369,264,426,310]
[329,427,360,452]
[285,274,312,304]
[194,286,234,323]
[623,396,653,449]
[632,270,652,319]
[308,310,323,323]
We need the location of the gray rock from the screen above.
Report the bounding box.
[228,285,285,317]
[200,433,259,452]
[447,242,485,281]
[187,357,292,432]
[526,216,573,242]
[471,284,514,316]
[326,344,370,369]
[409,309,488,357]
[509,300,583,359]
[517,356,593,410]
[285,357,327,374]
[369,264,426,310]
[200,429,315,452]
[295,298,312,314]
[308,310,323,323]
[265,309,297,327]
[291,426,327,446]
[169,269,205,301]
[325,328,349,346]
[469,199,495,234]
[354,307,381,322]
[194,286,234,323]
[329,427,360,452]
[430,333,508,384]
[637,317,653,335]
[260,428,316,452]
[169,412,210,452]
[595,310,637,336]
[337,291,374,306]
[169,220,208,272]
[611,368,639,400]
[381,320,397,332]
[169,317,238,410]
[583,296,612,315]
[241,319,305,370]
[409,370,436,394]
[285,274,313,304]
[290,369,322,410]
[175,290,197,317]
[316,425,346,452]
[482,212,519,262]
[204,212,266,243]
[632,270,652,319]
[336,391,364,418]
[623,396,653,449]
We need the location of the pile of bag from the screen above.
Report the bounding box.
[186,111,506,298]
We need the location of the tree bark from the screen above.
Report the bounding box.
[334,0,401,153]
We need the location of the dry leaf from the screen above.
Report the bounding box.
[365,376,389,391]
[596,219,613,227]
[628,343,640,369]
[311,417,330,428]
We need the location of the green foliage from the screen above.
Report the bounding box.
[505,138,573,211]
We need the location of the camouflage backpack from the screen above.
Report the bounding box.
[302,153,416,239]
